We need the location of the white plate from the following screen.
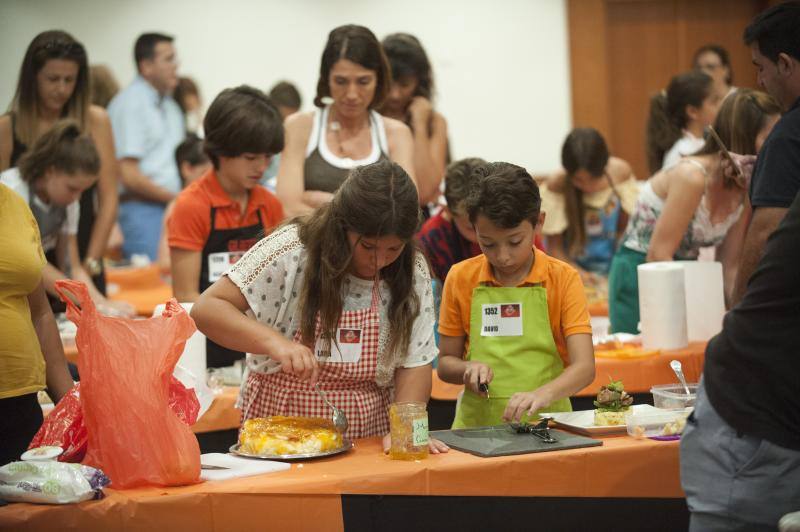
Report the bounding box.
[540,404,660,436]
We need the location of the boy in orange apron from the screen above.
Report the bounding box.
[437,162,595,428]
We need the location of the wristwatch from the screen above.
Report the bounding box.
[84,257,103,276]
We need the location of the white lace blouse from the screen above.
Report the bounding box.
[225,224,437,388]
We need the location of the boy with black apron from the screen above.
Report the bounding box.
[166,86,286,368]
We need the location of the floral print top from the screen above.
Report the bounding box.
[621,160,743,259]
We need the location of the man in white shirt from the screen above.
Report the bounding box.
[108,33,185,260]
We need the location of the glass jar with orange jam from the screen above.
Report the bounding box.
[388,402,429,460]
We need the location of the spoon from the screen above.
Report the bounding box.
[670,360,692,396]
[315,383,348,434]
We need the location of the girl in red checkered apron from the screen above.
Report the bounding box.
[192,160,450,453]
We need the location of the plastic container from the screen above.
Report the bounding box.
[650,383,697,409]
[626,408,692,439]
[388,402,429,460]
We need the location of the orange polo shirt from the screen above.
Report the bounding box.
[167,169,284,251]
[438,247,592,365]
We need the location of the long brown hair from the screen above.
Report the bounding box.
[10,30,90,148]
[694,89,780,186]
[561,128,615,257]
[381,33,434,100]
[296,159,421,360]
[18,119,100,183]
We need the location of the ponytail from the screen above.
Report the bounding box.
[645,91,678,175]
[18,119,100,183]
[645,71,713,174]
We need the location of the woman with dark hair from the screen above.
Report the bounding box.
[693,44,736,101]
[0,31,120,304]
[609,89,781,333]
[192,160,448,453]
[379,33,449,206]
[540,128,639,275]
[276,25,416,217]
[645,71,720,174]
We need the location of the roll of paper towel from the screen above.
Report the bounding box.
[678,261,725,341]
[638,262,688,350]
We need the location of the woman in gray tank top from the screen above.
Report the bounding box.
[276,24,416,217]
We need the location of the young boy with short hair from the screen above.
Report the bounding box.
[157,134,212,271]
[437,162,595,428]
[168,85,285,367]
[417,157,485,282]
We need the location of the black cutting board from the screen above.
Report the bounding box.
[431,425,602,457]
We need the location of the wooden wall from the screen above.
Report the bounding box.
[567,0,770,180]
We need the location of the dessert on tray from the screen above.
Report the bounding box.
[238,416,343,456]
[593,379,634,426]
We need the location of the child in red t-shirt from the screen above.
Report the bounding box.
[417,158,485,282]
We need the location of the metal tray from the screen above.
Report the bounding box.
[229,439,353,461]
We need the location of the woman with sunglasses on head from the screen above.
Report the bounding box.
[0,30,129,316]
[276,25,416,217]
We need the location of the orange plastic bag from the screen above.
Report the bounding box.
[55,280,201,488]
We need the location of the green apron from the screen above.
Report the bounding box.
[608,246,647,334]
[451,284,572,429]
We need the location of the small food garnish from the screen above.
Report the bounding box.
[593,379,634,411]
[594,378,634,426]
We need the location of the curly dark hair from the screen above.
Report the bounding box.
[465,162,541,228]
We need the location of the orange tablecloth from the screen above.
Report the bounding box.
[192,387,241,433]
[63,343,78,365]
[105,265,172,317]
[431,341,706,400]
[587,300,608,317]
[0,434,682,531]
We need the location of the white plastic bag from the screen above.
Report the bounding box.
[0,461,110,504]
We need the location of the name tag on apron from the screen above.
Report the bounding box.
[481,303,523,336]
[315,328,363,363]
[208,251,244,282]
